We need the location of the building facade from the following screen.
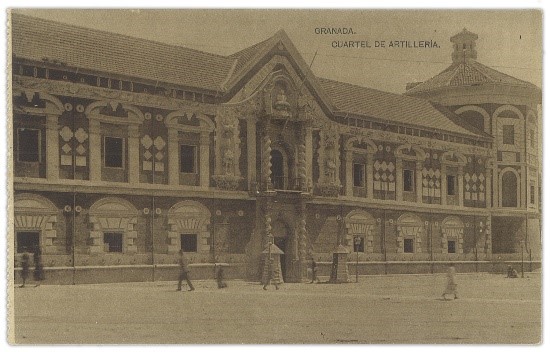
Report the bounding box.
[10,15,541,284]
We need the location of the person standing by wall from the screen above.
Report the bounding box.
[33,248,44,287]
[309,258,318,284]
[177,250,195,292]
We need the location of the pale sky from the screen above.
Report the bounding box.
[13,9,542,94]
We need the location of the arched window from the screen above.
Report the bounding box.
[502,171,518,207]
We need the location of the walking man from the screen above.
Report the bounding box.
[442,264,458,300]
[177,250,195,292]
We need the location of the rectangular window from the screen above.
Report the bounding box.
[104,233,123,252]
[530,185,535,204]
[17,128,40,162]
[530,130,535,148]
[447,175,456,196]
[403,238,414,253]
[104,136,124,168]
[403,169,414,192]
[181,234,198,252]
[16,231,39,253]
[502,125,515,145]
[353,163,365,187]
[180,145,197,173]
[353,236,365,253]
[448,240,456,254]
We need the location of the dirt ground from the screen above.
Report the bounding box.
[10,272,541,344]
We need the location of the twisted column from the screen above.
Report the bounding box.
[262,135,272,190]
[298,143,307,191]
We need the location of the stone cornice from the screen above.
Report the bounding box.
[13,75,218,115]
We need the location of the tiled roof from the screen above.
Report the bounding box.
[318,78,486,138]
[406,61,540,95]
[10,13,490,138]
[11,13,236,92]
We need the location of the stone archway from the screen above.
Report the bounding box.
[14,193,58,254]
[441,216,464,254]
[344,209,376,254]
[167,200,211,254]
[89,197,139,254]
[396,213,424,254]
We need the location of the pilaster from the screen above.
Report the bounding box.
[45,114,59,181]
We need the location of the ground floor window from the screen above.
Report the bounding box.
[447,240,456,254]
[403,238,414,253]
[17,231,39,253]
[104,232,123,252]
[181,234,198,252]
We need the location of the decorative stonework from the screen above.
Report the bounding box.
[14,75,217,114]
[14,193,58,254]
[88,197,139,254]
[212,174,242,190]
[396,213,424,253]
[441,216,464,254]
[344,210,376,253]
[214,110,242,177]
[167,200,211,254]
[316,124,341,196]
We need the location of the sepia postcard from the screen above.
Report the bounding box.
[6,9,542,344]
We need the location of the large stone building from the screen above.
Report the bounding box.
[10,14,541,284]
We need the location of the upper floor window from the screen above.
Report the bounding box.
[530,185,535,205]
[530,130,535,148]
[502,125,515,145]
[353,163,365,187]
[447,175,456,196]
[104,136,124,168]
[403,169,414,192]
[17,128,40,162]
[180,145,197,173]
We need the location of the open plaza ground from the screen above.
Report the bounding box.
[11,271,541,344]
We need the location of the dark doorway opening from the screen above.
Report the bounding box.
[271,150,284,189]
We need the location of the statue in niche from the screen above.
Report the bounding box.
[222,148,234,175]
[325,155,337,183]
[274,87,291,112]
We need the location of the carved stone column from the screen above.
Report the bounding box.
[366,151,374,199]
[396,159,403,201]
[345,150,353,197]
[485,165,492,208]
[246,118,257,190]
[45,114,59,181]
[305,126,313,190]
[458,166,464,207]
[127,124,140,185]
[416,161,423,203]
[297,143,307,191]
[199,131,210,189]
[168,129,179,186]
[89,119,101,182]
[440,164,447,206]
[262,135,272,190]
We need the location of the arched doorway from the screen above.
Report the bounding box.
[272,219,290,281]
[271,149,284,189]
[502,171,518,207]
